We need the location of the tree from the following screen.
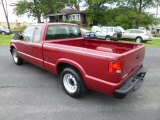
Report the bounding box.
[13,0,73,23]
[105,7,154,29]
[14,0,44,23]
[85,0,156,28]
[118,0,160,12]
[117,0,159,28]
[85,0,120,25]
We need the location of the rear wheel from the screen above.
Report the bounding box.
[12,48,23,65]
[1,32,6,35]
[60,67,86,98]
[135,37,142,43]
[105,36,111,41]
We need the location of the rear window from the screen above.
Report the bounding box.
[136,30,144,33]
[46,25,82,40]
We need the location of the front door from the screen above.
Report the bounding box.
[122,30,131,39]
[17,26,36,62]
[31,25,44,68]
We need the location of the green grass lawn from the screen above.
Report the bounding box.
[0,35,13,46]
[0,34,160,47]
[120,39,160,47]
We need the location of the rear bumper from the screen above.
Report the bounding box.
[114,66,147,97]
[143,37,152,41]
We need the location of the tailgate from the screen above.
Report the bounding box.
[122,45,145,78]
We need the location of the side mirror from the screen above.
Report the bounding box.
[13,34,23,40]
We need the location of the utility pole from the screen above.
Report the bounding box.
[0,0,10,29]
[156,4,158,18]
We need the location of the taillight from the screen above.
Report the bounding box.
[108,61,123,74]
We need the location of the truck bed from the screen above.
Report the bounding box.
[52,38,142,54]
[47,38,145,82]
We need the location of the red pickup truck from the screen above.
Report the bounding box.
[10,23,147,98]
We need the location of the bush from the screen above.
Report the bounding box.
[11,25,27,34]
[153,34,160,37]
[62,20,79,24]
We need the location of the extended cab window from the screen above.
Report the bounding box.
[46,25,81,40]
[33,25,43,43]
[22,26,35,42]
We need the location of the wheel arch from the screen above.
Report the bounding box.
[105,35,111,40]
[10,45,17,54]
[56,59,86,83]
[135,36,143,40]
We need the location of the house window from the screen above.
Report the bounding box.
[68,15,71,21]
[72,15,75,21]
[77,14,80,21]
[68,14,80,21]
[63,15,66,21]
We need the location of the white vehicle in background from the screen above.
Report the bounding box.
[80,28,96,38]
[121,29,153,43]
[91,26,101,32]
[91,26,125,41]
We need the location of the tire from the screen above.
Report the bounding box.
[105,36,111,41]
[60,67,86,98]
[12,48,23,65]
[135,37,142,43]
[117,31,122,38]
[1,32,6,35]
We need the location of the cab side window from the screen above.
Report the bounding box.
[130,30,136,33]
[125,30,130,33]
[22,26,35,42]
[33,26,43,43]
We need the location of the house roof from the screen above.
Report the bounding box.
[47,8,85,17]
[61,8,84,14]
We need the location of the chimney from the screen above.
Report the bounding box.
[75,5,80,11]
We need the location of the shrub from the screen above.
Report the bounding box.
[153,34,160,37]
[62,20,79,24]
[11,25,27,34]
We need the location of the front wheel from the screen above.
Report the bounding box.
[12,48,23,65]
[60,67,86,98]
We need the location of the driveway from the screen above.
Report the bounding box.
[0,46,160,120]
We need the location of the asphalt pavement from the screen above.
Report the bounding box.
[0,46,160,120]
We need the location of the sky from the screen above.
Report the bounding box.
[0,0,160,23]
[0,0,36,23]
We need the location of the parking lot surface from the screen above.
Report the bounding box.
[0,46,160,120]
